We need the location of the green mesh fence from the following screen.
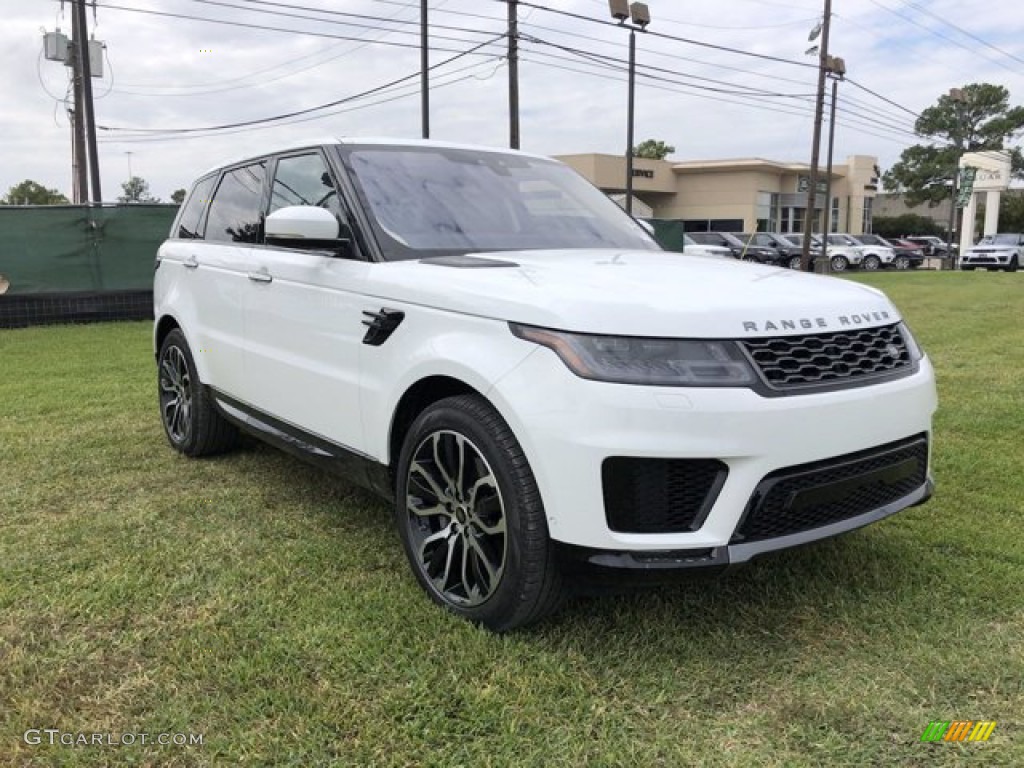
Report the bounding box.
[0,204,177,294]
[643,218,687,252]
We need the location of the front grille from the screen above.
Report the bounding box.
[740,324,911,391]
[602,458,728,534]
[732,435,928,543]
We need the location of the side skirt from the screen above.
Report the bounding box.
[211,390,393,501]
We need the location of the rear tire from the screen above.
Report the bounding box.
[394,394,564,632]
[157,329,239,457]
[787,255,802,270]
[862,255,881,271]
[830,255,849,272]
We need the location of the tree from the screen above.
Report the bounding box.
[996,191,1024,232]
[170,188,187,204]
[0,179,70,205]
[118,176,160,203]
[633,139,675,160]
[883,83,1024,207]
[871,214,946,239]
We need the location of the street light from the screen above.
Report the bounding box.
[609,0,651,217]
[821,55,846,257]
[946,87,967,270]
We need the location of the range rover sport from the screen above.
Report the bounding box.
[155,139,937,631]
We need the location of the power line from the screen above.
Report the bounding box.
[114,0,429,93]
[519,34,813,99]
[897,0,1024,67]
[98,34,504,134]
[98,60,501,144]
[866,0,1020,75]
[486,0,818,69]
[93,2,501,56]
[517,20,813,87]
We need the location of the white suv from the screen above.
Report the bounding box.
[155,139,937,631]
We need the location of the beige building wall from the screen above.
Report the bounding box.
[554,152,880,235]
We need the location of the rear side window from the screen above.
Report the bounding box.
[205,162,267,243]
[270,153,344,221]
[176,176,215,239]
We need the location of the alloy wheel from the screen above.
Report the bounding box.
[159,345,193,444]
[404,429,507,607]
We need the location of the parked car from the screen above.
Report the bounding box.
[737,232,803,269]
[851,234,922,270]
[682,234,733,260]
[905,236,955,259]
[154,139,936,631]
[888,239,927,269]
[960,233,1023,272]
[787,233,862,272]
[688,231,779,264]
[826,233,891,270]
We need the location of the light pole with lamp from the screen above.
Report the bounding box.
[821,55,846,263]
[945,87,967,270]
[609,0,651,217]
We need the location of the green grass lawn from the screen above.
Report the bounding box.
[1,272,1021,766]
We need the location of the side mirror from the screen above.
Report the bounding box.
[265,206,351,254]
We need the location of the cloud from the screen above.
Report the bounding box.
[2,0,1021,200]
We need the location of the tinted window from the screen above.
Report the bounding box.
[270,153,344,221]
[205,162,267,243]
[176,176,215,239]
[341,146,658,260]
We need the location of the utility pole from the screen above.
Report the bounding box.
[73,0,102,202]
[946,88,967,271]
[800,0,831,272]
[420,0,429,139]
[508,0,520,149]
[69,11,87,204]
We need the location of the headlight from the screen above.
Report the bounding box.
[897,321,924,362]
[510,324,756,386]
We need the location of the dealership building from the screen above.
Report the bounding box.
[555,153,881,235]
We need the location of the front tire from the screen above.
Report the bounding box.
[395,395,564,632]
[157,329,239,457]
[1006,257,1019,273]
[830,255,849,272]
[893,255,911,271]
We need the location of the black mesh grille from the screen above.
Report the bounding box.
[603,458,728,534]
[740,324,911,390]
[0,290,152,329]
[732,435,928,543]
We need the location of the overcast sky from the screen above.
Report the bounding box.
[3,0,1022,201]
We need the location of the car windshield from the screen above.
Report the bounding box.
[980,234,1020,245]
[338,145,660,260]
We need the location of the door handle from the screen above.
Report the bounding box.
[247,269,273,284]
[183,256,199,270]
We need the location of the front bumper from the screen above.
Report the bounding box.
[557,476,933,580]
[490,345,937,554]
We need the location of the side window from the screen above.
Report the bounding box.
[205,162,267,244]
[270,153,344,221]
[175,176,215,239]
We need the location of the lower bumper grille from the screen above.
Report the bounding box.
[732,435,929,543]
[602,458,728,534]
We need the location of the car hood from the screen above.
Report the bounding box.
[363,249,901,338]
